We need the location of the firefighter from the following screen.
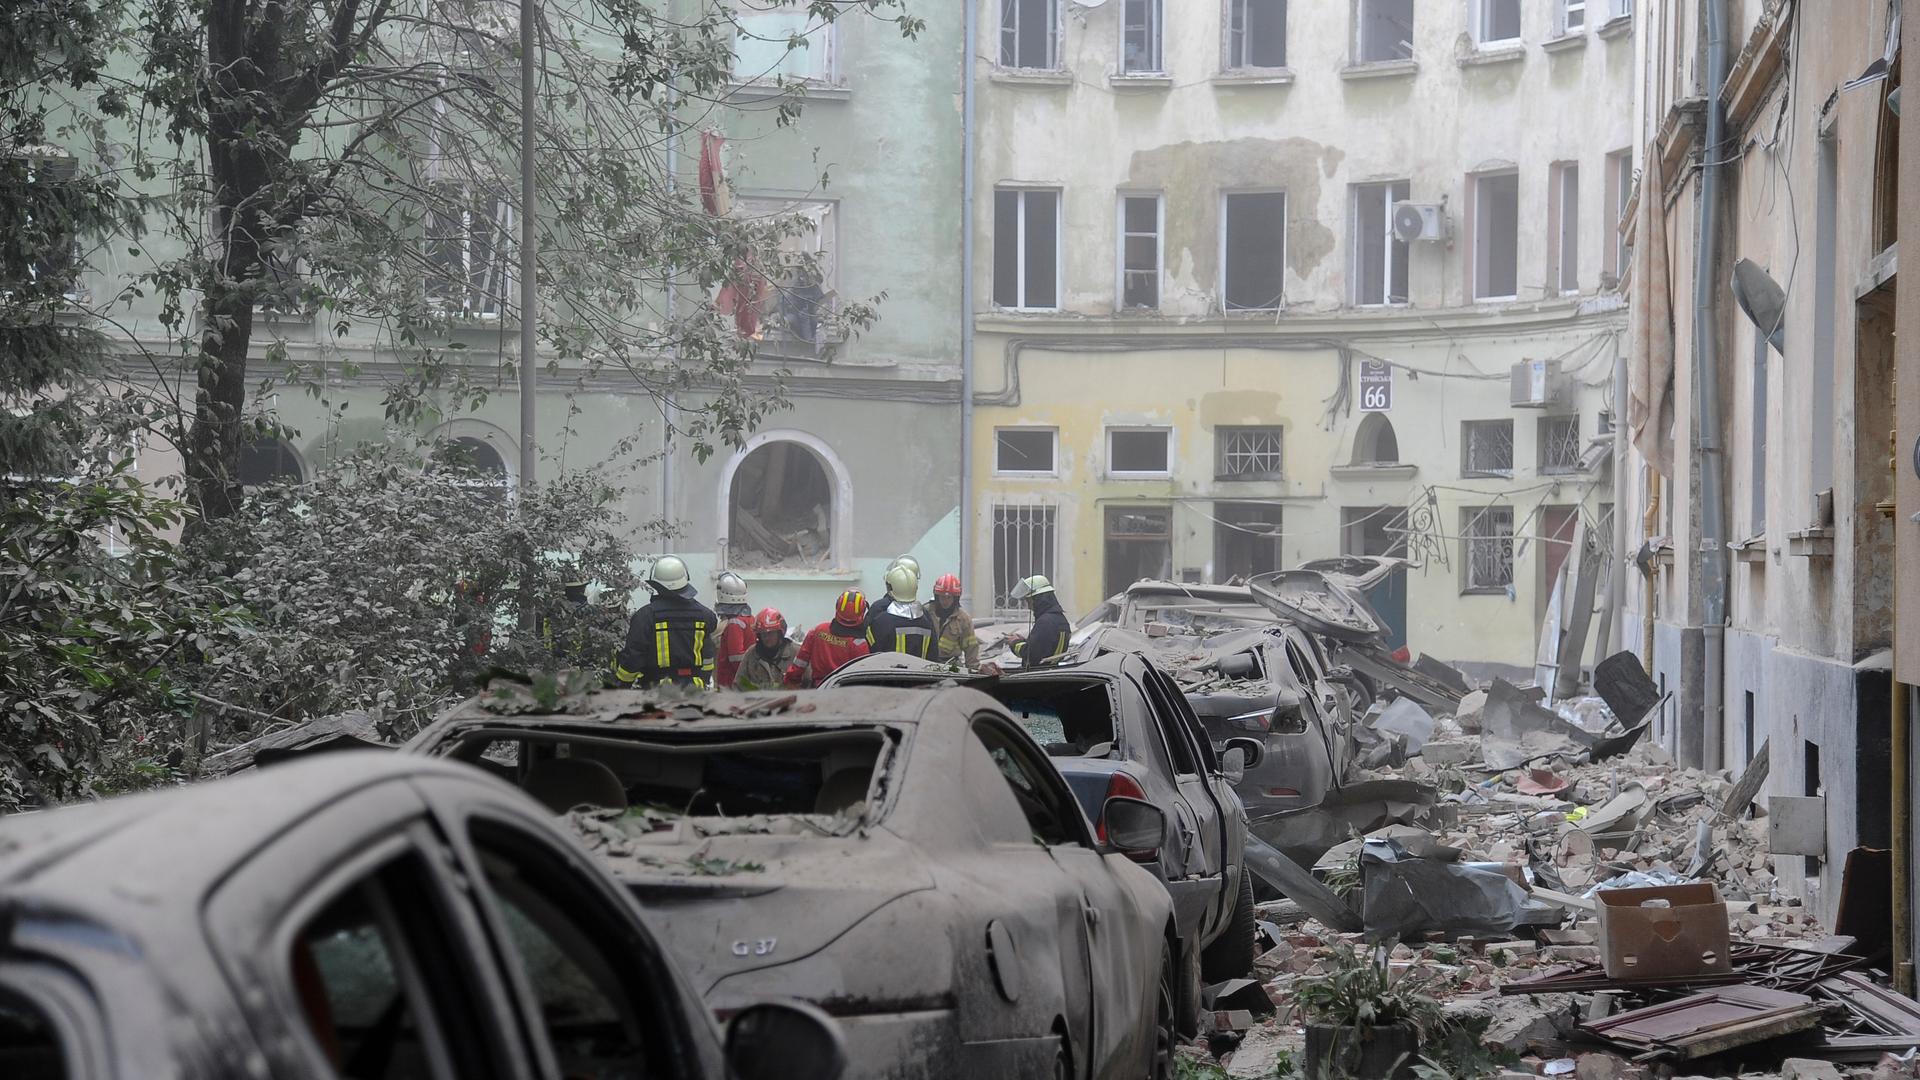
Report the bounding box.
[735,608,797,691]
[712,571,754,688]
[786,590,872,688]
[864,554,920,637]
[614,555,718,689]
[1006,575,1071,666]
[867,563,936,658]
[928,573,981,670]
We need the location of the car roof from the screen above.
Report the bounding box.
[1121,580,1257,605]
[415,684,1000,740]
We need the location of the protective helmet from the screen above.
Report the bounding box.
[649,555,692,594]
[934,573,962,597]
[884,563,919,603]
[834,590,869,626]
[753,607,787,636]
[1010,575,1054,601]
[715,571,749,608]
[887,554,921,580]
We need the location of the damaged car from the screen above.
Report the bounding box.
[820,650,1262,987]
[407,686,1181,1080]
[0,753,845,1080]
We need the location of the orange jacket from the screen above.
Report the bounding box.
[715,614,755,688]
[785,621,870,688]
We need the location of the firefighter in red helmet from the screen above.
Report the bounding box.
[928,573,981,670]
[735,607,797,691]
[786,590,872,688]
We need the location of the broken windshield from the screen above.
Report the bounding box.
[997,680,1117,758]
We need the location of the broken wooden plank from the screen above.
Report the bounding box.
[1583,985,1824,1061]
[1718,738,1770,821]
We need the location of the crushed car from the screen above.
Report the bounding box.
[821,650,1262,989]
[0,753,844,1080]
[407,685,1182,1080]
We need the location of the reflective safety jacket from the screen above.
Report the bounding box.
[615,590,719,689]
[929,602,981,669]
[736,640,798,691]
[715,614,755,689]
[867,600,937,659]
[785,621,870,688]
[1012,593,1072,666]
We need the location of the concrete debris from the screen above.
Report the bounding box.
[1781,1061,1848,1080]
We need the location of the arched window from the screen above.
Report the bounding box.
[1351,413,1400,466]
[238,436,305,488]
[432,433,513,506]
[727,440,834,569]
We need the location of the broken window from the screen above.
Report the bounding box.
[1221,191,1286,311]
[998,681,1118,757]
[1354,0,1414,62]
[999,0,1059,69]
[426,185,512,317]
[1538,414,1583,474]
[1119,193,1162,309]
[992,503,1057,614]
[1215,425,1283,480]
[1351,180,1410,306]
[1105,505,1171,597]
[1560,0,1585,33]
[1227,0,1287,70]
[1474,0,1522,44]
[735,196,837,346]
[1342,505,1407,558]
[1461,505,1515,593]
[993,188,1060,310]
[995,427,1057,473]
[238,435,304,489]
[1352,412,1400,464]
[732,0,833,82]
[728,440,834,569]
[1549,162,1580,295]
[1460,419,1514,477]
[434,434,513,507]
[1215,502,1283,583]
[1603,149,1632,286]
[1108,427,1171,476]
[1472,171,1519,301]
[1122,0,1163,73]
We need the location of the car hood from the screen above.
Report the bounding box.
[1295,556,1409,592]
[569,814,935,997]
[1247,570,1384,642]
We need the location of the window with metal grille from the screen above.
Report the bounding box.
[1215,426,1284,480]
[1119,194,1161,309]
[992,503,1057,615]
[1460,419,1514,477]
[1122,0,1163,73]
[1461,506,1514,593]
[1538,415,1583,474]
[426,186,512,318]
[1000,0,1059,69]
[1226,0,1287,69]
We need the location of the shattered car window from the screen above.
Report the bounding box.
[1000,682,1116,757]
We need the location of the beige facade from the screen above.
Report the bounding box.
[970,0,1634,673]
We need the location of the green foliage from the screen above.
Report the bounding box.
[1288,941,1444,1034]
[1175,1057,1232,1080]
[183,442,643,739]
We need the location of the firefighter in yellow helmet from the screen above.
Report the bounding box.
[866,562,936,658]
[614,555,719,689]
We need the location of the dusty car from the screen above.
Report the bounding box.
[821,650,1261,986]
[407,685,1182,1080]
[0,753,843,1080]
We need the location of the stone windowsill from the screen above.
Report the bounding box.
[724,80,852,103]
[732,568,862,583]
[1212,68,1297,87]
[1542,33,1589,54]
[990,68,1074,88]
[1340,59,1419,81]
[1460,44,1527,68]
[1330,463,1419,480]
[1729,535,1769,564]
[1787,527,1835,558]
[1598,15,1634,41]
[1109,72,1173,90]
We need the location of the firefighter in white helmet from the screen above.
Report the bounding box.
[712,571,754,688]
[865,562,936,658]
[614,555,718,688]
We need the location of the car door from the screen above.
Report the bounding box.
[202,780,526,1080]
[1285,631,1354,777]
[1132,667,1231,940]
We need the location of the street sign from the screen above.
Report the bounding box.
[1359,360,1393,412]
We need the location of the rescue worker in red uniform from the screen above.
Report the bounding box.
[614,555,719,689]
[786,590,872,688]
[712,571,754,688]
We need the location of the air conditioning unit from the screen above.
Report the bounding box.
[1391,201,1449,243]
[1509,359,1567,408]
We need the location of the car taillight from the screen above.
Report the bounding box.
[1266,787,1302,798]
[1272,706,1308,735]
[1226,709,1272,732]
[1096,772,1157,861]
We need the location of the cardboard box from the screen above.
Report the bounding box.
[1594,883,1732,980]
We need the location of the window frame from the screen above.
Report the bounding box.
[1353,0,1416,63]
[1459,418,1515,478]
[425,183,515,320]
[998,0,1062,71]
[994,426,1060,476]
[1350,179,1411,307]
[993,186,1064,312]
[732,194,841,346]
[1214,424,1285,481]
[1224,0,1289,72]
[1219,188,1289,313]
[1213,500,1284,581]
[1106,426,1175,479]
[1549,161,1580,296]
[1537,413,1585,475]
[1460,505,1517,594]
[1470,169,1521,302]
[1121,0,1165,74]
[1116,191,1165,311]
[970,713,1097,848]
[1559,0,1586,34]
[1472,0,1523,46]
[1603,149,1633,286]
[729,1,840,84]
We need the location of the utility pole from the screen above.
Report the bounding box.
[517,0,537,500]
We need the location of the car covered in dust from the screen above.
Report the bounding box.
[406,686,1181,1080]
[820,650,1261,988]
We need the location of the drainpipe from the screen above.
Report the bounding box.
[1606,343,1631,657]
[1643,471,1660,676]
[959,0,977,607]
[1898,675,1913,994]
[1695,0,1731,773]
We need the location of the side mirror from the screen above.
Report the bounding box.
[1224,736,1266,772]
[725,1000,847,1080]
[1101,795,1165,858]
[1220,747,1246,785]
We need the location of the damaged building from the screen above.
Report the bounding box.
[965,0,1634,679]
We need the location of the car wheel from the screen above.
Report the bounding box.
[1200,868,1258,982]
[1335,671,1376,716]
[1150,941,1177,1080]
